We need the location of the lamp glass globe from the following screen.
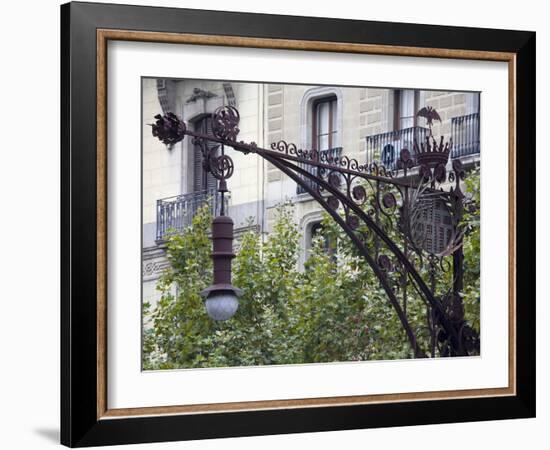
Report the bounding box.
[205,291,239,321]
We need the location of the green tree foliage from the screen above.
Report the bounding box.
[461,167,481,333]
[143,172,481,369]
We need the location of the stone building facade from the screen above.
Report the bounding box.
[142,78,480,308]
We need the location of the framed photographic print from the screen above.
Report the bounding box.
[61,1,536,447]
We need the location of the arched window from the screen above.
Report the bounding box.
[297,88,343,194]
[312,96,338,150]
[308,222,336,261]
[300,86,343,150]
[393,89,419,130]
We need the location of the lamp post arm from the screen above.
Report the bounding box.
[187,129,417,187]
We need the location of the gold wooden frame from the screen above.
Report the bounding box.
[96,29,516,420]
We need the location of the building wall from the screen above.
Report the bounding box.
[142,79,479,309]
[142,78,182,228]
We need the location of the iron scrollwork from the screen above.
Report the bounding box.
[151,105,479,358]
[212,105,240,142]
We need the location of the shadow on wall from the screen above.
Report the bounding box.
[33,428,59,444]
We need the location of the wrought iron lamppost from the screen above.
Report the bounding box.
[151,109,242,320]
[199,179,243,320]
[151,105,479,357]
[200,213,242,321]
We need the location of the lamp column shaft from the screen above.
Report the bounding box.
[211,215,235,285]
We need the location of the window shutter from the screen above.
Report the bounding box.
[193,143,204,193]
[193,115,218,193]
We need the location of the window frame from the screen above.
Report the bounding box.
[312,95,338,151]
[393,89,420,131]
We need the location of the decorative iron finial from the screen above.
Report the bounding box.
[417,106,442,135]
[413,107,451,170]
[150,112,186,146]
[414,135,452,169]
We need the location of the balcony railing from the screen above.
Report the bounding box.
[365,126,429,170]
[156,188,223,241]
[451,112,480,158]
[296,147,343,194]
[365,113,480,170]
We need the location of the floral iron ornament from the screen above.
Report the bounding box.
[151,105,479,358]
[151,112,186,146]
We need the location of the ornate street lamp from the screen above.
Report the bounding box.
[151,105,479,358]
[152,109,243,320]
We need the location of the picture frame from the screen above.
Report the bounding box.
[60,1,535,447]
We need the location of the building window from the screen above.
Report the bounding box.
[313,96,338,150]
[192,115,217,193]
[297,95,340,195]
[393,89,419,130]
[466,92,480,115]
[309,222,336,259]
